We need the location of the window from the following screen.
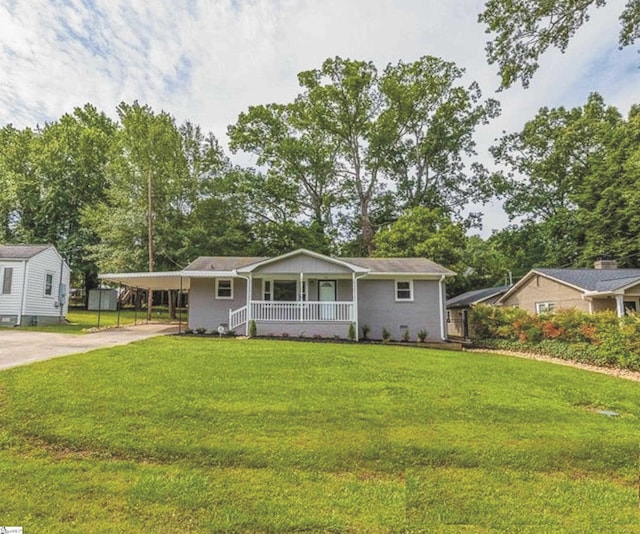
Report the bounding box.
[263,279,298,301]
[216,278,233,299]
[264,280,271,301]
[395,280,413,301]
[535,302,555,313]
[44,272,54,297]
[2,267,13,295]
[301,281,307,302]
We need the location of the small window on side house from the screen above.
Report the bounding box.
[395,280,413,301]
[535,302,555,314]
[2,267,13,295]
[216,279,233,299]
[44,272,54,297]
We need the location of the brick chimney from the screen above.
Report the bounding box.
[594,259,618,269]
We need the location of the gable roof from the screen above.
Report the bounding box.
[447,285,511,309]
[0,244,53,259]
[182,250,455,276]
[498,267,640,303]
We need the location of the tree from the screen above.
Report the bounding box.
[373,207,509,294]
[230,56,499,255]
[479,0,640,88]
[491,93,620,267]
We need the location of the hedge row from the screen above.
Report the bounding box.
[468,305,640,371]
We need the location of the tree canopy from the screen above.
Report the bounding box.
[479,0,640,88]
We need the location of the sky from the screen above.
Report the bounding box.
[1,0,638,236]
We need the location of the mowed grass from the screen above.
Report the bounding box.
[0,338,639,532]
[15,307,183,333]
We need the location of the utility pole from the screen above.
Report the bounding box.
[147,168,154,322]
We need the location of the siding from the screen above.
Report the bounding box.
[188,277,247,332]
[0,260,26,316]
[501,275,589,314]
[254,255,352,275]
[23,247,71,320]
[358,279,444,342]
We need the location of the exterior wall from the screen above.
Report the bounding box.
[0,259,27,319]
[358,279,444,342]
[255,322,351,338]
[22,248,71,323]
[591,298,617,313]
[188,277,247,332]
[501,275,589,314]
[253,254,352,275]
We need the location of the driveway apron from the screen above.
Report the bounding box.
[0,324,178,371]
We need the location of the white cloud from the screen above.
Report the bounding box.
[0,0,638,235]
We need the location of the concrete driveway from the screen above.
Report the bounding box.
[0,323,179,371]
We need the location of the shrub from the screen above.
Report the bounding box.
[361,324,370,341]
[381,327,391,343]
[402,328,410,342]
[347,323,356,342]
[417,329,428,342]
[248,320,257,338]
[195,327,207,335]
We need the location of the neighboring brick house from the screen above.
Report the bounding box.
[497,259,640,317]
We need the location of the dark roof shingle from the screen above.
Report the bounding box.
[0,244,51,259]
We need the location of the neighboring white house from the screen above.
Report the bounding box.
[0,245,71,326]
[100,248,455,341]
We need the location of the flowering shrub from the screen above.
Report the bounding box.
[469,305,640,371]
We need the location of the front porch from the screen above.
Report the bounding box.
[229,300,355,334]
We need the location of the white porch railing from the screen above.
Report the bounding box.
[251,301,354,322]
[229,305,247,331]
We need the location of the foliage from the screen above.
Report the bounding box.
[347,322,356,341]
[230,55,499,254]
[417,329,428,342]
[361,324,371,340]
[248,319,257,338]
[479,0,640,88]
[402,328,410,342]
[470,305,640,370]
[1,338,640,530]
[381,327,391,342]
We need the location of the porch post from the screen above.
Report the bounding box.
[615,294,625,318]
[246,274,253,336]
[352,272,359,341]
[299,271,304,321]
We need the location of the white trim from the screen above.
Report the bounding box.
[215,278,234,300]
[535,301,555,314]
[44,271,55,298]
[236,248,368,274]
[18,259,28,326]
[1,266,13,295]
[439,275,446,341]
[394,280,414,302]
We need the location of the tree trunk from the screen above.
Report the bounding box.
[360,197,375,256]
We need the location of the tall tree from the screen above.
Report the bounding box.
[491,93,621,267]
[230,56,499,255]
[479,0,640,88]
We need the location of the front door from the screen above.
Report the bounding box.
[319,280,337,320]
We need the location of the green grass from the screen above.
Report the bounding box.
[0,338,639,531]
[15,307,185,333]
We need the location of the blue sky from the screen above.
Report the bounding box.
[1,0,638,234]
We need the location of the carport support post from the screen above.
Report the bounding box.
[134,287,139,325]
[178,276,183,334]
[116,284,121,328]
[97,288,102,329]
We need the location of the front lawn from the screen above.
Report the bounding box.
[15,307,184,333]
[0,339,638,531]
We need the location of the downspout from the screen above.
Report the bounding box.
[18,259,28,326]
[438,275,446,341]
